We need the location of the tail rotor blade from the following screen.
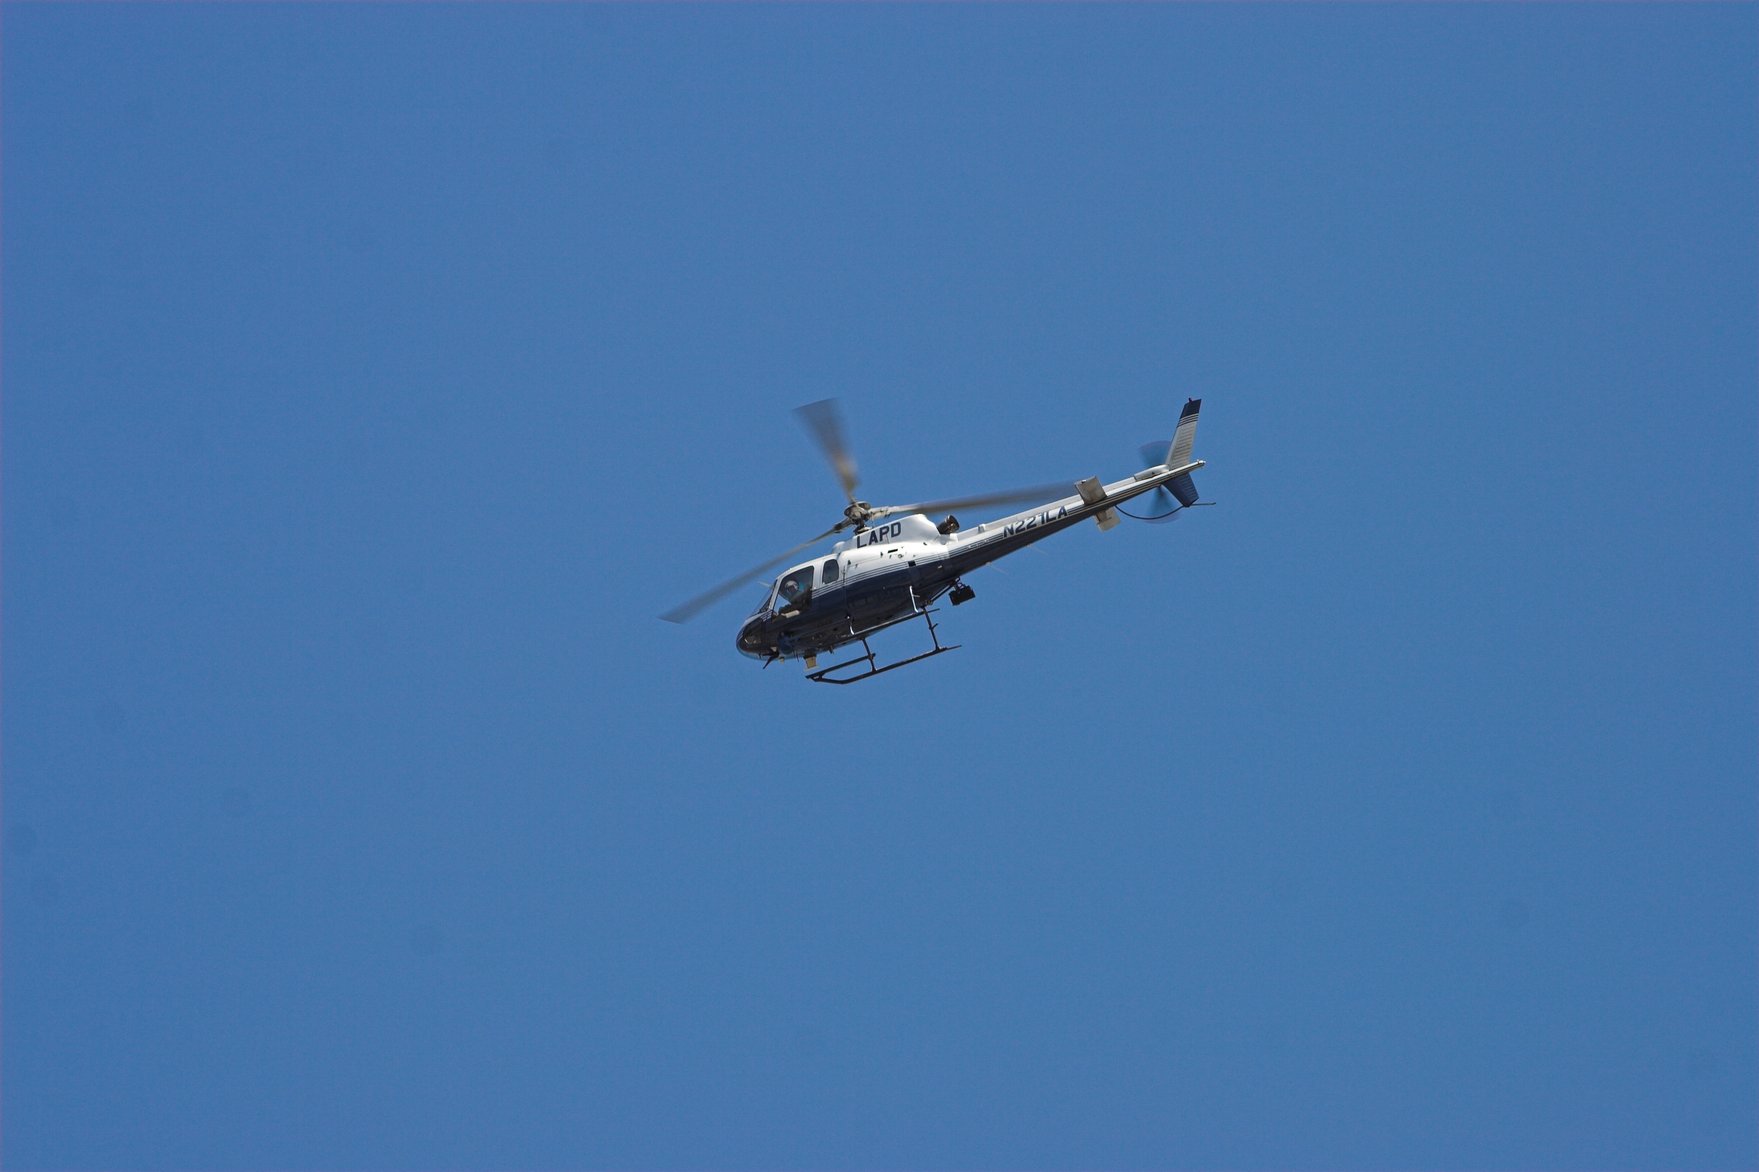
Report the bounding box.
[1143,485,1183,523]
[793,398,860,504]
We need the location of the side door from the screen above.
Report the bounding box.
[820,555,848,607]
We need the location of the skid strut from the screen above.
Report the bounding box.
[806,587,960,685]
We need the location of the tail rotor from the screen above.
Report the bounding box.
[1134,441,1185,522]
[1129,398,1207,522]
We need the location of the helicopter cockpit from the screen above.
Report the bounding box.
[770,563,815,614]
[738,562,821,657]
[750,557,841,622]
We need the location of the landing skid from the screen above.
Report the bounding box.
[806,589,959,685]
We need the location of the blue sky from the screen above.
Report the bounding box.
[3,4,1754,1169]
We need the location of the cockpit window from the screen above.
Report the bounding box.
[822,558,840,585]
[775,565,814,608]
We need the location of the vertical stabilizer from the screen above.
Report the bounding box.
[1165,398,1202,468]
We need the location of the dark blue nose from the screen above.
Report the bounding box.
[736,618,770,658]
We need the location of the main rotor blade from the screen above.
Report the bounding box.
[871,481,1075,521]
[793,398,860,503]
[659,523,846,625]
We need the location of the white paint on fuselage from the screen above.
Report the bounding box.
[759,460,1202,610]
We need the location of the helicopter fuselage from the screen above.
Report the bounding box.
[736,458,1204,664]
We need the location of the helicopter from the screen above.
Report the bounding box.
[661,397,1210,684]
